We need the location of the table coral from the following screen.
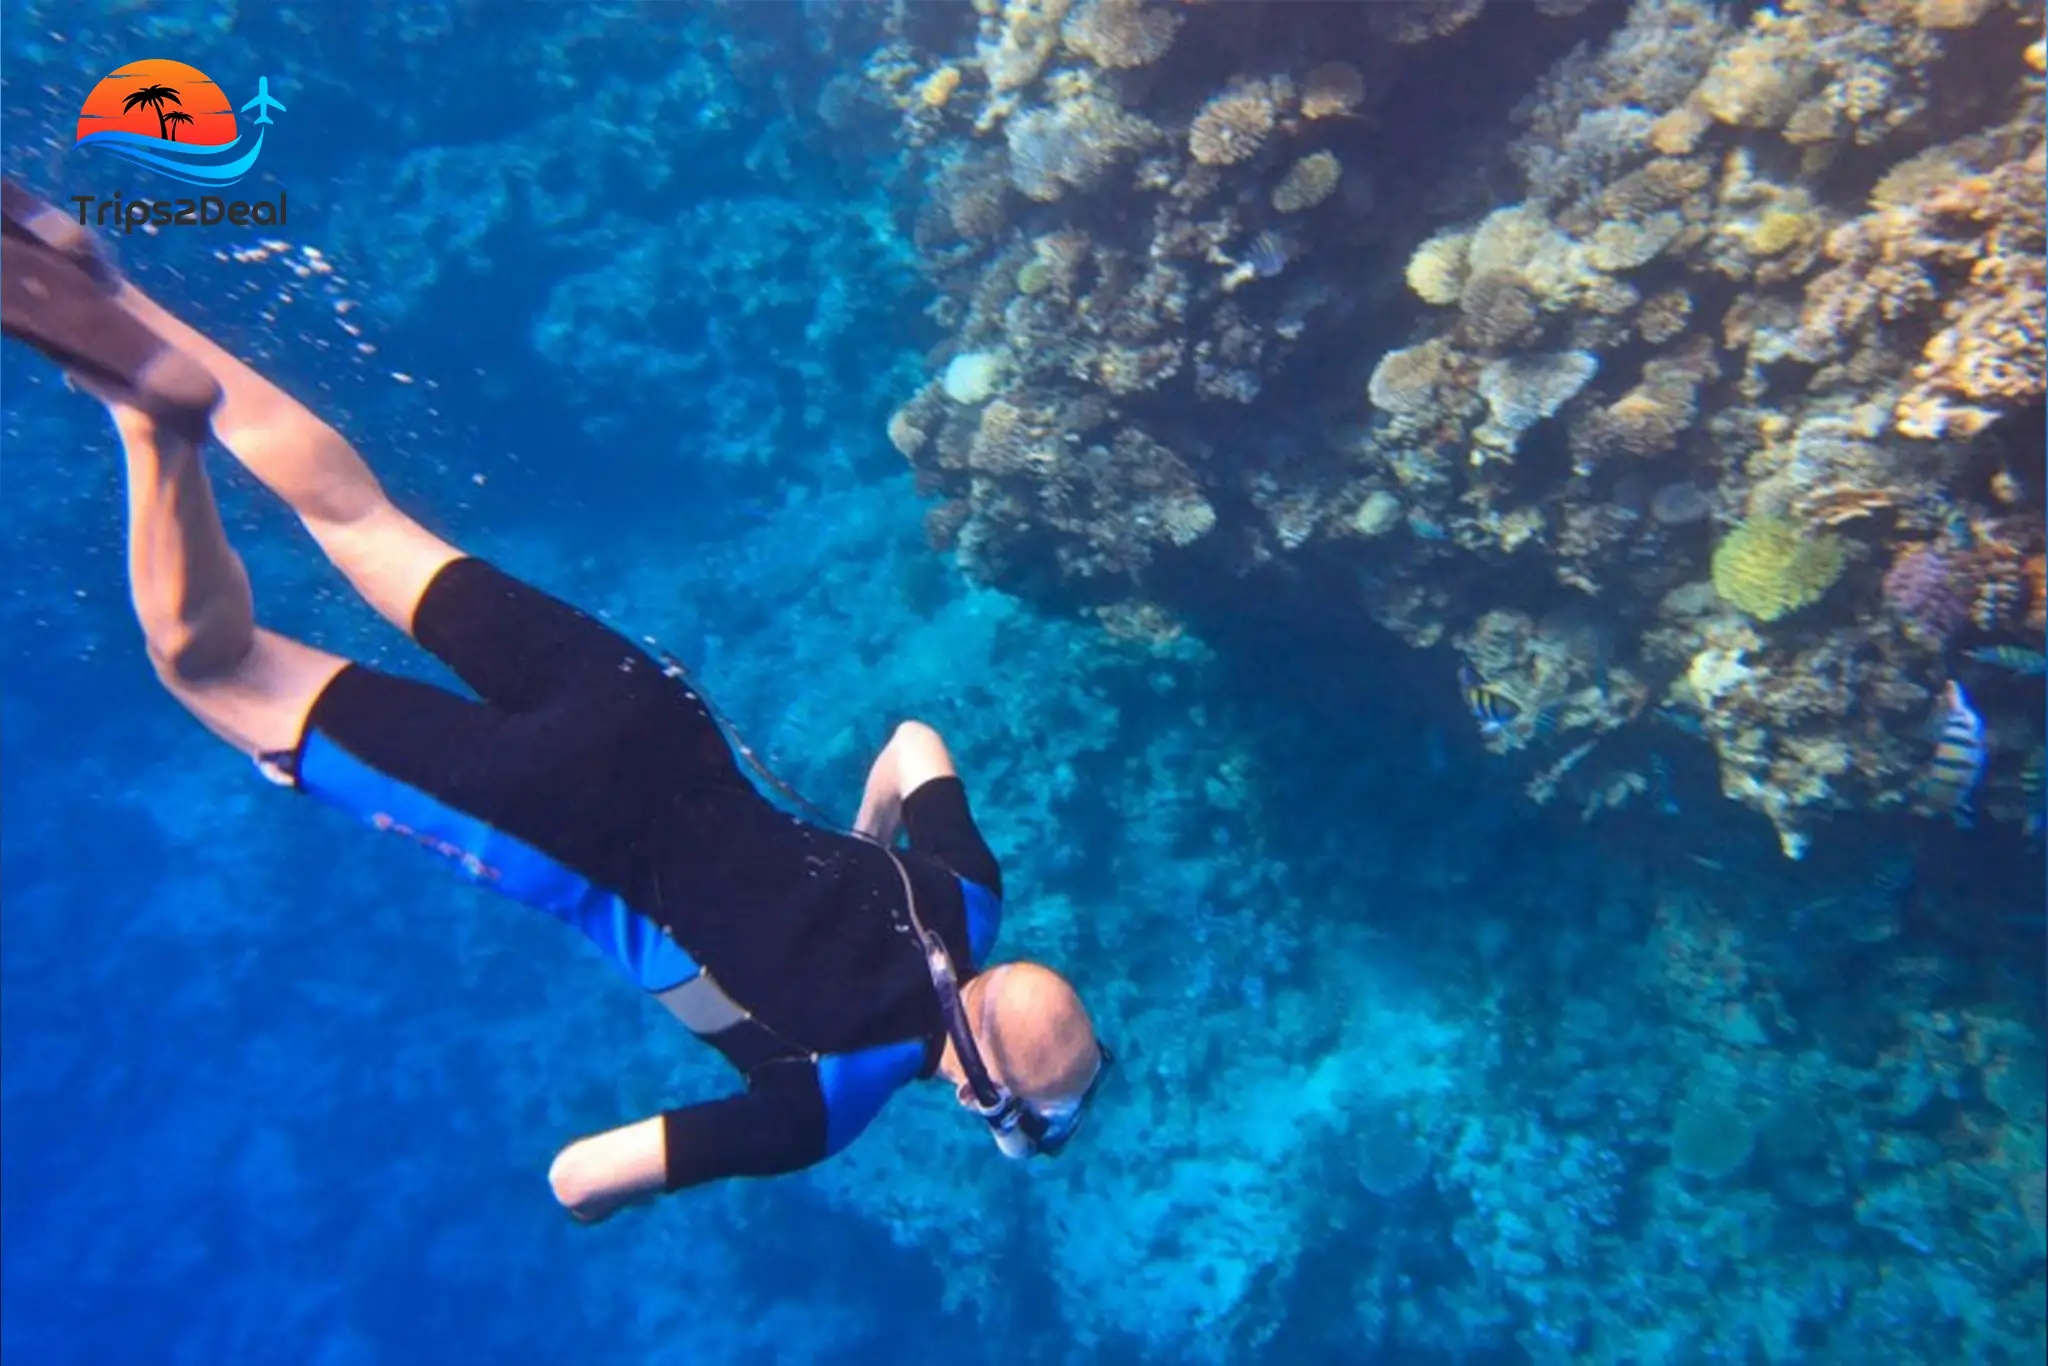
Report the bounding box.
[1059,0,1181,70]
[1188,80,1279,166]
[1407,228,1473,306]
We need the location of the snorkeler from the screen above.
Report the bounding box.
[1,180,1109,1223]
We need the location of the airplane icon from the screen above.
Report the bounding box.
[240,77,285,125]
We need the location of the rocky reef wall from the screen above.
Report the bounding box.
[860,0,2045,859]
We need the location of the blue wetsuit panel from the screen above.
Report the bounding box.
[298,729,698,992]
[816,1037,927,1155]
[959,876,1000,969]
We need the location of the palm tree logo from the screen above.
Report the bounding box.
[162,110,194,142]
[121,82,184,140]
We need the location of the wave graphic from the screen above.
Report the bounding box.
[74,128,266,187]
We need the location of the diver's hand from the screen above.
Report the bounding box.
[550,1117,668,1224]
[856,720,958,844]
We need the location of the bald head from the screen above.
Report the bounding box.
[973,961,1100,1104]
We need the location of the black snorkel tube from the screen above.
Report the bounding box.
[877,842,1048,1154]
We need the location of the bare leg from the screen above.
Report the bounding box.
[113,284,463,638]
[109,401,349,755]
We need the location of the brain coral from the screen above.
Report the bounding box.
[1272,151,1341,213]
[1711,516,1848,621]
[1189,81,1277,166]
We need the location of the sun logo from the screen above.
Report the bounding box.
[75,59,282,187]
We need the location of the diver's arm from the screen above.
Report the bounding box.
[854,720,960,843]
[548,1116,668,1223]
[550,1068,828,1218]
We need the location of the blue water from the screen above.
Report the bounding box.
[3,4,2044,1364]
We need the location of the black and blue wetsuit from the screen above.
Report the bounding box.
[275,558,1002,1192]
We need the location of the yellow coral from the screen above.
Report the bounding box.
[1650,104,1712,156]
[920,66,963,109]
[1711,516,1848,621]
[1915,0,1997,27]
[1747,208,1821,256]
[1697,31,1816,129]
[1406,229,1471,305]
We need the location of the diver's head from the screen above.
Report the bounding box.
[942,961,1109,1157]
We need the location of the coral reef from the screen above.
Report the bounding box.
[1,3,2042,1365]
[871,0,2044,860]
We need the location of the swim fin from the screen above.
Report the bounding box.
[1,179,220,437]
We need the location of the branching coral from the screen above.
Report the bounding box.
[1883,543,1973,646]
[1711,516,1848,622]
[1895,148,2047,440]
[978,0,1076,94]
[1006,93,1160,201]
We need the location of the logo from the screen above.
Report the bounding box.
[70,59,289,233]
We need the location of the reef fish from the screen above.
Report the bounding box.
[1964,644,2047,675]
[1245,230,1290,279]
[1459,665,1519,738]
[1925,680,1986,827]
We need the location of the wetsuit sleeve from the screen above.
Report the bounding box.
[901,775,1002,898]
[661,1060,828,1192]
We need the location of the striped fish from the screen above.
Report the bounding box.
[1459,665,1519,738]
[1925,680,1986,827]
[1965,644,2047,675]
